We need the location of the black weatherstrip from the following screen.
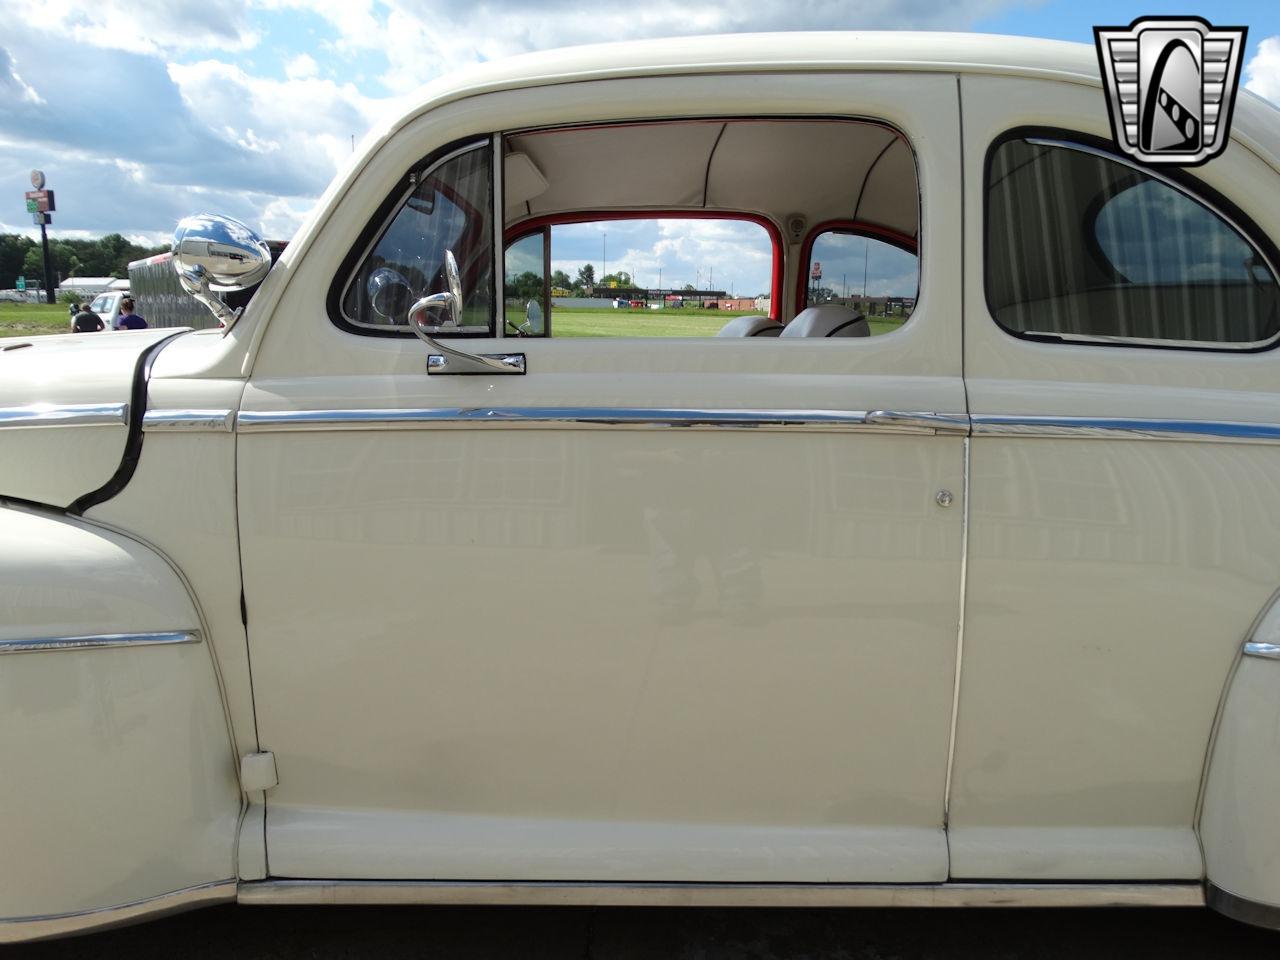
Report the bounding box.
[68,331,188,517]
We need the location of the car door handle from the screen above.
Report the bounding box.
[426,351,526,375]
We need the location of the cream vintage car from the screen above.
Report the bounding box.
[4,31,1280,943]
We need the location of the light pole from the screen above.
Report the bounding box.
[602,232,607,283]
[862,238,869,298]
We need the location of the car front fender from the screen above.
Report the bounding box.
[0,503,241,941]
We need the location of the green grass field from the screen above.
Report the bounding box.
[1,301,908,341]
[549,307,907,338]
[0,302,68,338]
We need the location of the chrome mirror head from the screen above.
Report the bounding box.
[173,214,271,290]
[522,299,544,336]
[172,214,272,331]
[407,249,462,343]
[445,247,463,318]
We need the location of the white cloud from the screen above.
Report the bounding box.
[1245,36,1280,105]
[277,0,1027,95]
[0,47,43,104]
[11,0,259,55]
[167,59,391,191]
[0,0,1030,268]
[285,53,319,80]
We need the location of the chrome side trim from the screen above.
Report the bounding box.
[237,408,970,435]
[238,879,1204,909]
[866,410,971,434]
[239,407,872,432]
[0,879,235,944]
[972,415,1280,444]
[142,409,235,432]
[0,403,128,429]
[0,630,200,655]
[1243,641,1280,661]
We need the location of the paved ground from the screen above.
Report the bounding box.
[4,905,1279,959]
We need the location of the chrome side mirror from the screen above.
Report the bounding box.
[521,299,544,336]
[407,250,525,376]
[172,214,272,330]
[407,249,464,334]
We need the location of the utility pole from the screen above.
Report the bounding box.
[862,239,869,298]
[602,232,607,282]
[39,218,54,304]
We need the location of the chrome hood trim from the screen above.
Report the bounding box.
[0,403,128,429]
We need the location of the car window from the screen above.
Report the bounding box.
[341,142,493,334]
[804,231,917,335]
[504,218,776,338]
[499,118,920,341]
[90,295,111,312]
[986,135,1280,348]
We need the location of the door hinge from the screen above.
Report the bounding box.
[240,751,278,792]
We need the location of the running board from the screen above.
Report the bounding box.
[238,879,1206,909]
[2,879,1207,943]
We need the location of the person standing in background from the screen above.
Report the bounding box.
[114,297,147,330]
[71,303,104,333]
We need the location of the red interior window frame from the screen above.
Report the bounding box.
[795,220,918,315]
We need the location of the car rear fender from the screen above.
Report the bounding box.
[1200,589,1280,930]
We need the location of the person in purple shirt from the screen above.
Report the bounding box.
[114,297,148,330]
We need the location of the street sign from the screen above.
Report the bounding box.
[15,277,25,291]
[24,190,54,213]
[30,170,45,190]
[25,198,37,213]
[32,212,49,225]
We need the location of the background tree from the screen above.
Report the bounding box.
[23,241,80,283]
[0,235,35,289]
[550,269,572,290]
[2,232,167,291]
[505,271,544,302]
[576,264,596,290]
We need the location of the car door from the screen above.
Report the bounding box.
[236,72,967,884]
[951,74,1280,880]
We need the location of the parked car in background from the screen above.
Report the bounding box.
[4,31,1280,944]
[88,290,126,330]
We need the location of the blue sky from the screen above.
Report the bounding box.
[1,0,1277,296]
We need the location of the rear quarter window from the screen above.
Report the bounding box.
[985,132,1280,349]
